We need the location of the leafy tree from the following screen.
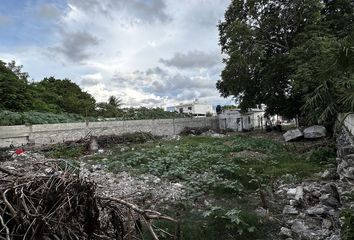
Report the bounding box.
[96,96,123,118]
[31,77,96,116]
[218,0,354,123]
[0,60,32,111]
[6,60,30,82]
[108,96,122,109]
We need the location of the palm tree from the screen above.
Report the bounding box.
[108,96,122,109]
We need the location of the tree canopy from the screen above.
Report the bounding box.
[0,60,189,124]
[31,77,96,116]
[218,0,354,123]
[0,61,96,115]
[0,61,32,111]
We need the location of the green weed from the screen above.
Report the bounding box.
[98,134,333,239]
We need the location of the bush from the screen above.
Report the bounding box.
[307,146,336,163]
[0,110,92,126]
[342,209,354,240]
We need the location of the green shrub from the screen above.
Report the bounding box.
[0,110,90,126]
[307,146,336,164]
[45,144,86,159]
[342,209,354,240]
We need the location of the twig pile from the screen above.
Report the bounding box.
[0,161,177,240]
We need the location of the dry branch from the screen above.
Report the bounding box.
[0,161,177,240]
[0,167,23,177]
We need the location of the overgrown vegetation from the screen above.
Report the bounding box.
[218,0,354,124]
[0,60,189,125]
[342,209,354,240]
[0,110,93,126]
[76,134,335,239]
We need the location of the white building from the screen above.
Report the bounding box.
[218,107,266,131]
[167,100,215,117]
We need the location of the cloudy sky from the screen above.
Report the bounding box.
[0,0,234,107]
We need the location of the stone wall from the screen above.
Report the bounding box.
[337,113,354,182]
[0,117,219,148]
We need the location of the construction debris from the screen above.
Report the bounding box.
[0,157,177,240]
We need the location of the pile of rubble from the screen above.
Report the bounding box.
[81,161,186,208]
[277,181,342,240]
[0,151,178,240]
[274,135,354,240]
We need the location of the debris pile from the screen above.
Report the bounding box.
[180,127,225,137]
[0,157,177,240]
[96,132,157,147]
[276,182,342,240]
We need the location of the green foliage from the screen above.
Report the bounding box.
[99,134,332,239]
[31,77,96,116]
[218,0,354,122]
[0,61,32,111]
[230,135,283,153]
[118,107,189,120]
[342,209,354,240]
[0,110,91,126]
[0,60,189,122]
[45,144,87,159]
[306,146,336,164]
[96,96,123,118]
[57,159,81,174]
[202,206,257,238]
[0,60,97,116]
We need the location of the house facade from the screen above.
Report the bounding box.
[218,108,266,131]
[167,100,215,117]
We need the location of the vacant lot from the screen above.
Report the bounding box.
[47,132,335,239]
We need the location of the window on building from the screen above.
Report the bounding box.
[188,106,192,110]
[179,108,183,113]
[248,116,251,124]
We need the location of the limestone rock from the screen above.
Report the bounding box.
[295,186,304,201]
[283,129,303,142]
[280,227,292,238]
[291,220,307,234]
[321,169,339,180]
[283,205,299,215]
[303,125,326,139]
[337,155,354,180]
[338,146,354,157]
[327,234,340,240]
[287,188,297,198]
[255,207,268,218]
[319,194,340,208]
[322,219,332,229]
[305,205,329,215]
[89,137,99,151]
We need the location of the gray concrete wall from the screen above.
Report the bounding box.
[0,117,219,148]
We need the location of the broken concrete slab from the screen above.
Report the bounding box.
[279,227,292,238]
[303,125,326,139]
[291,220,307,234]
[306,205,330,215]
[89,137,99,151]
[295,186,304,201]
[283,129,303,142]
[283,205,299,215]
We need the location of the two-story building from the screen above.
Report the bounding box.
[167,100,215,117]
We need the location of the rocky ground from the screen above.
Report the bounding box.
[1,128,353,240]
[1,150,186,211]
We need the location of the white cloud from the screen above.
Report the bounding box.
[159,50,221,69]
[1,0,233,107]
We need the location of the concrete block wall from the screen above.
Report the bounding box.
[0,117,219,148]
